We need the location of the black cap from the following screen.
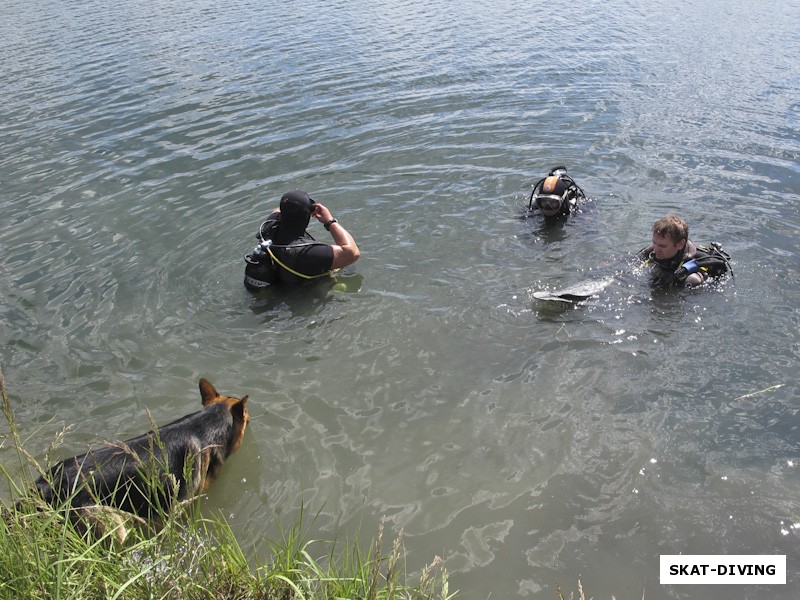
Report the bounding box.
[274,190,315,243]
[280,190,315,220]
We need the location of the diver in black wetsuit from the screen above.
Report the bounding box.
[527,166,587,218]
[244,190,360,291]
[638,215,731,287]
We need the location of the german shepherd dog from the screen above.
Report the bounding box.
[35,379,249,539]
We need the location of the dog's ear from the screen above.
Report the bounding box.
[228,396,250,454]
[199,379,219,406]
[232,396,249,420]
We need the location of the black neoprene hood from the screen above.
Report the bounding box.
[277,190,315,240]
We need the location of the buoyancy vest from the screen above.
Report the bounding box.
[267,238,333,284]
[244,217,333,290]
[640,241,731,287]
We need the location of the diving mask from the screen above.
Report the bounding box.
[535,194,565,212]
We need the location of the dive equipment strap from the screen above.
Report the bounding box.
[266,244,333,280]
[673,259,700,281]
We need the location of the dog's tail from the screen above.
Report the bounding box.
[36,477,52,498]
[35,474,56,504]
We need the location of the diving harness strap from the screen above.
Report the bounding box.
[262,240,333,280]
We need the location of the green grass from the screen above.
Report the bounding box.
[4,494,453,600]
[1,366,454,600]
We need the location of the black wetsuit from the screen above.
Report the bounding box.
[638,240,730,287]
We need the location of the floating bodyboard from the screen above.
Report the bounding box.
[532,277,614,303]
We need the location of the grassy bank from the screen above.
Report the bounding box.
[1,497,451,600]
[0,366,453,600]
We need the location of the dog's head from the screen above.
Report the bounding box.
[198,378,250,454]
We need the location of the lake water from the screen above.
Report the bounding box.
[1,0,799,598]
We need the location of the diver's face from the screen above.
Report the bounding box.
[537,195,563,217]
[652,233,685,260]
[541,204,562,217]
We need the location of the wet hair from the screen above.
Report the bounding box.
[652,215,688,244]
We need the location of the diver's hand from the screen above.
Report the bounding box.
[312,203,334,224]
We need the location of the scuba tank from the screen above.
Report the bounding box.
[243,221,279,290]
[244,241,277,290]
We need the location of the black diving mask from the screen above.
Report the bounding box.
[535,194,565,212]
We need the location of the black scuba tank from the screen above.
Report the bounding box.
[244,243,277,290]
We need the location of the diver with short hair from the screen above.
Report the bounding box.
[638,215,731,287]
[527,166,587,218]
[244,190,360,291]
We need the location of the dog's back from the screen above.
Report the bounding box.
[36,379,249,518]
